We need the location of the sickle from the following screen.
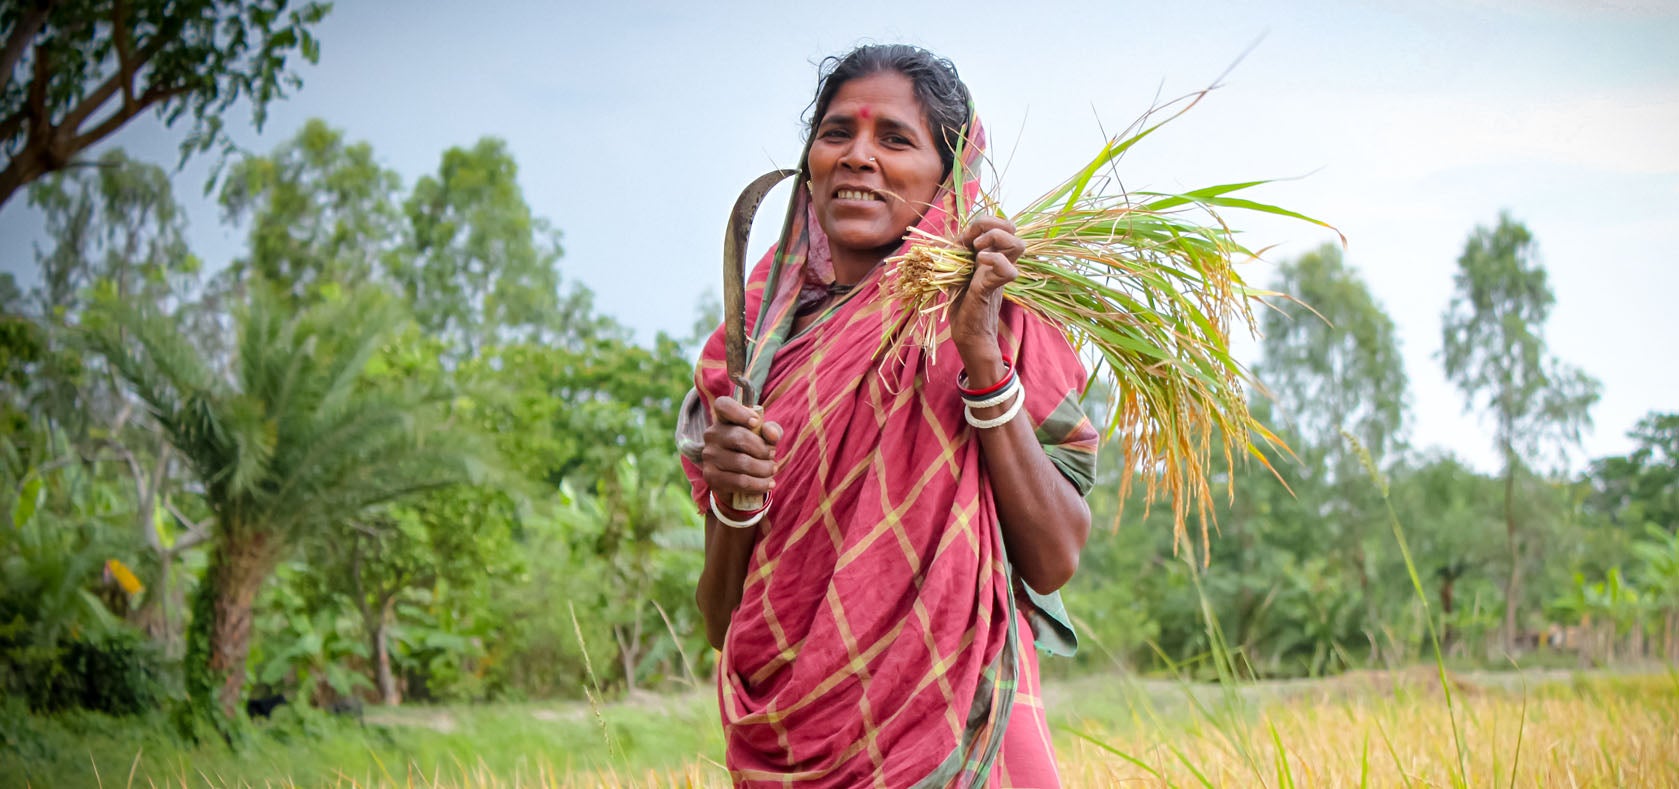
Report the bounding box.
[721,168,796,513]
[723,168,797,408]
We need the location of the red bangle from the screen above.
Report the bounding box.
[711,492,769,519]
[958,362,1015,397]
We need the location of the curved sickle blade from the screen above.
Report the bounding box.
[723,168,797,406]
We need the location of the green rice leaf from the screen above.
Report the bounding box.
[880,87,1336,554]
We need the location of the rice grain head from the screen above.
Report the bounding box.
[881,88,1337,555]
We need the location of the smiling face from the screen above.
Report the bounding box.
[807,71,946,277]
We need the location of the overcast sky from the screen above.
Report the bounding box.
[2,0,1675,472]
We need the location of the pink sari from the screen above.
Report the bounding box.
[683,116,1096,788]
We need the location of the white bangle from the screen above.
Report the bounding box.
[964,377,1020,409]
[710,492,769,529]
[964,383,1026,429]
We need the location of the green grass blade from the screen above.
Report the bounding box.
[1168,743,1219,789]
[1065,729,1172,784]
[1138,180,1274,211]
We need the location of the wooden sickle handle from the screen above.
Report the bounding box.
[731,404,767,512]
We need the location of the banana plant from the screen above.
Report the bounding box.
[1630,525,1679,659]
[2,466,125,651]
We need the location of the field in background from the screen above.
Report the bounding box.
[1056,670,1679,787]
[9,669,1675,788]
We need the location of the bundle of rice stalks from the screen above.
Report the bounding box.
[882,89,1340,555]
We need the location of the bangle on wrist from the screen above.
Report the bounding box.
[963,375,1020,409]
[957,361,1014,397]
[964,382,1027,429]
[710,492,770,529]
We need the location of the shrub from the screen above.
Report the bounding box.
[1,626,167,715]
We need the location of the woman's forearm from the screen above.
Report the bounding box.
[696,512,759,649]
[960,349,1091,593]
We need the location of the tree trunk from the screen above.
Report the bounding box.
[614,623,639,692]
[1501,464,1522,653]
[372,596,400,705]
[132,551,173,647]
[185,533,274,723]
[0,155,40,212]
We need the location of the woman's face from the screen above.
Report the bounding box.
[808,71,946,267]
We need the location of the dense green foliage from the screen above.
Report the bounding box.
[3,120,708,735]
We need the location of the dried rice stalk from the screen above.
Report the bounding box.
[882,88,1339,556]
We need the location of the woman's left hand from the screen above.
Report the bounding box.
[948,215,1090,593]
[950,215,1024,364]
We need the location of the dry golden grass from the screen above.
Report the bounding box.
[1061,673,1679,788]
[183,673,1674,789]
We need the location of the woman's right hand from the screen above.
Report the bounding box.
[701,396,782,502]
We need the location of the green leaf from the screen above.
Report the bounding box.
[13,475,42,528]
[1064,729,1169,781]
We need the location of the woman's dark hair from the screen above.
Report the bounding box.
[805,44,972,177]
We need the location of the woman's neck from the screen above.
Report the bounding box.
[829,243,898,287]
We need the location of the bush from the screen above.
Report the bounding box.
[1,627,167,715]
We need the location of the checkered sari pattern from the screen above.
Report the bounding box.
[684,114,1096,788]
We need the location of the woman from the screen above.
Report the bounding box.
[679,44,1098,788]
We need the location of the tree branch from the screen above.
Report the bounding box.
[171,528,211,552]
[164,499,212,551]
[111,399,135,434]
[69,83,190,152]
[0,108,24,147]
[59,69,126,136]
[138,443,173,552]
[26,41,47,132]
[0,0,54,98]
[112,0,137,111]
[40,449,141,476]
[94,437,148,522]
[60,32,166,135]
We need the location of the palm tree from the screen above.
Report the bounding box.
[83,284,486,726]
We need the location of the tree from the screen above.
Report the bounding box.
[396,138,574,358]
[219,123,603,352]
[302,327,520,706]
[17,148,215,652]
[82,284,488,728]
[1260,244,1407,470]
[1629,525,1679,660]
[1440,213,1601,650]
[28,148,195,315]
[0,0,329,209]
[1258,244,1408,639]
[1390,452,1505,654]
[436,332,699,693]
[1589,412,1679,534]
[565,454,702,691]
[24,148,200,430]
[218,119,402,303]
[341,511,432,706]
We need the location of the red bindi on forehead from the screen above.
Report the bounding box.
[858,105,872,120]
